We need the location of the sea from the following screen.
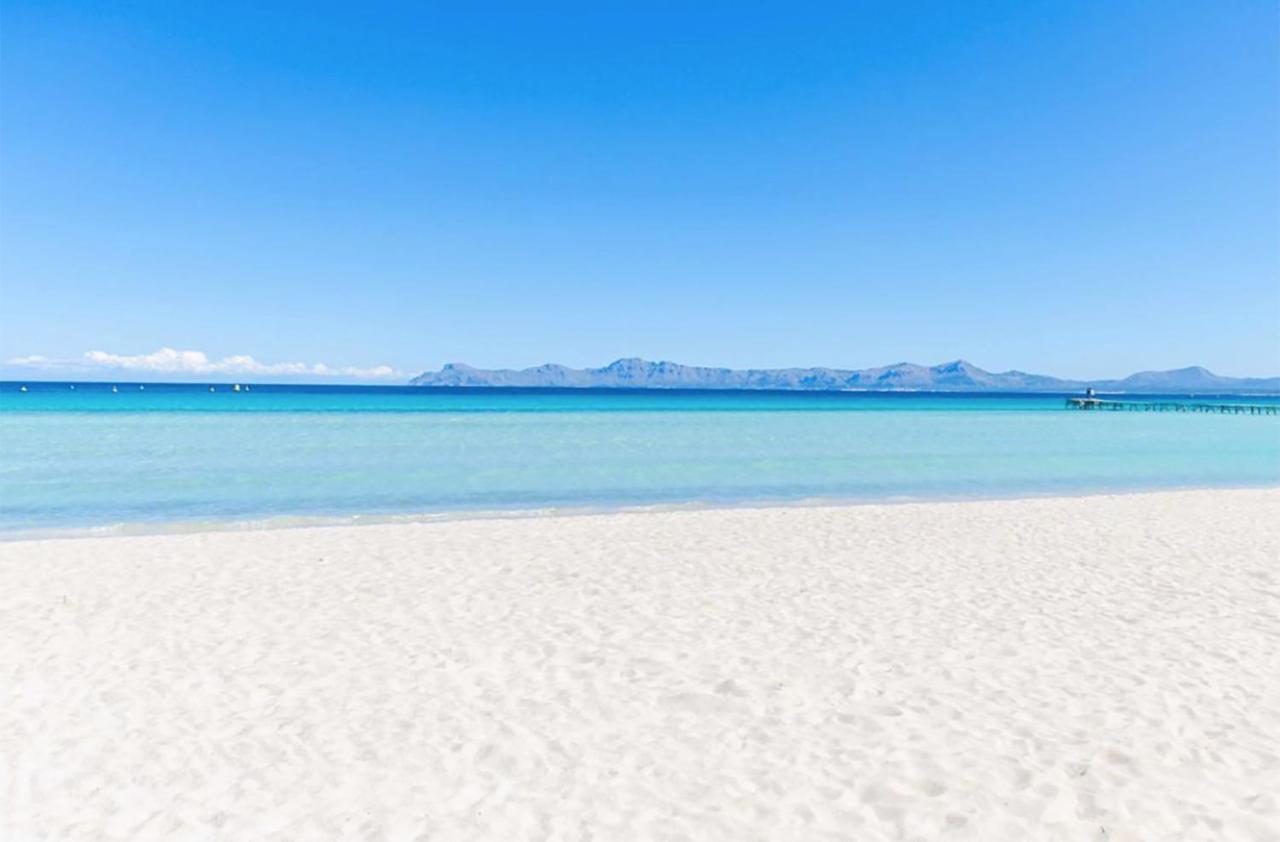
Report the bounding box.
[2,381,1278,537]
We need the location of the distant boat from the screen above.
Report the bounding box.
[209,386,215,392]
[233,384,241,392]
[111,385,118,393]
[19,385,27,392]
[139,385,145,390]
[69,384,75,390]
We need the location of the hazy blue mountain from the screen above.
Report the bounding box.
[1095,366,1280,393]
[409,358,1280,393]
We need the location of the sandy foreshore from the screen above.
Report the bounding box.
[2,489,1278,841]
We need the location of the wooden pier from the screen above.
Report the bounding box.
[1067,397,1278,415]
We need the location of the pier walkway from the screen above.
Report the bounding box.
[1067,398,1278,415]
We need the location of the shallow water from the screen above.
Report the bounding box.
[2,382,1278,534]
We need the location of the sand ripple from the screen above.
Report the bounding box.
[2,490,1278,840]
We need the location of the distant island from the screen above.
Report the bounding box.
[409,358,1280,394]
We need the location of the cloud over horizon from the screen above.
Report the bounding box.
[5,348,400,380]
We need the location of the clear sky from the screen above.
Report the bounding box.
[1,1,1277,381]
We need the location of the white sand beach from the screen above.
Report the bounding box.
[2,488,1278,841]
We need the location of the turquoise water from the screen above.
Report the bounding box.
[2,382,1278,535]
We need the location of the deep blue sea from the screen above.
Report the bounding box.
[2,381,1278,536]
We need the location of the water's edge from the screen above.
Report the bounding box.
[6,480,1276,544]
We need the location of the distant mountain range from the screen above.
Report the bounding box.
[409,358,1280,393]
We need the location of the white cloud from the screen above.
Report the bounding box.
[6,348,400,380]
[5,355,53,366]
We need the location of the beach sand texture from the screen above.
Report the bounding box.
[2,489,1278,841]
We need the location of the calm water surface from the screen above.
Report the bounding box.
[2,382,1278,534]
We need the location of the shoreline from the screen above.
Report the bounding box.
[3,480,1278,544]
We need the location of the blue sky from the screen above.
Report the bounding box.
[1,1,1276,381]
